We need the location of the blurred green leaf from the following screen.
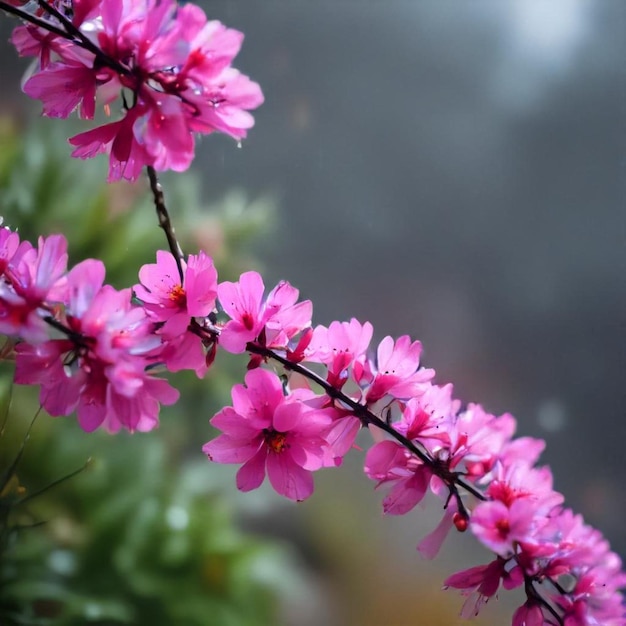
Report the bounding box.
[0,115,288,626]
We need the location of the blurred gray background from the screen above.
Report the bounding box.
[1,0,624,623]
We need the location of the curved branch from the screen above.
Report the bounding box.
[246,340,487,502]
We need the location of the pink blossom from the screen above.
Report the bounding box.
[323,412,361,466]
[393,395,452,452]
[0,226,22,275]
[486,463,564,514]
[537,510,626,625]
[69,106,151,182]
[498,436,546,472]
[359,335,435,403]
[470,499,537,558]
[15,259,179,432]
[218,272,311,354]
[263,281,312,350]
[0,234,68,342]
[444,558,524,619]
[442,405,519,481]
[188,69,263,140]
[217,270,265,352]
[12,0,263,179]
[133,92,196,173]
[306,318,373,389]
[23,57,98,119]
[135,249,217,377]
[203,368,332,501]
[10,23,67,69]
[364,440,431,515]
[136,250,217,324]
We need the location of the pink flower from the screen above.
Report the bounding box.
[203,368,332,501]
[136,250,217,324]
[0,226,22,275]
[359,335,435,403]
[534,509,626,625]
[23,55,98,119]
[12,0,263,179]
[217,270,265,352]
[364,440,431,515]
[0,233,68,342]
[10,23,68,69]
[70,106,151,182]
[393,395,452,452]
[133,92,196,173]
[217,271,311,354]
[486,463,564,514]
[323,412,361,466]
[15,259,179,432]
[444,557,524,619]
[470,499,537,558]
[443,405,518,481]
[306,318,373,389]
[135,250,218,377]
[188,69,263,140]
[263,281,312,350]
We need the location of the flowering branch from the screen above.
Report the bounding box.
[34,0,126,73]
[244,339,487,508]
[0,1,71,40]
[1,1,624,624]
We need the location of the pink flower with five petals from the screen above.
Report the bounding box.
[217,271,311,354]
[203,368,332,501]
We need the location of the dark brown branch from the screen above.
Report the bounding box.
[0,1,130,76]
[0,0,72,39]
[146,166,185,283]
[524,575,565,625]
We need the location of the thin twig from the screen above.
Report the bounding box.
[0,407,42,493]
[524,576,565,626]
[0,0,129,76]
[0,0,73,40]
[33,0,130,75]
[146,166,185,283]
[0,380,14,439]
[17,458,92,505]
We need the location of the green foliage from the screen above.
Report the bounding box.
[1,412,282,626]
[0,117,289,626]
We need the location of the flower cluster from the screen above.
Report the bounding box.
[7,0,263,181]
[1,226,181,432]
[3,223,625,623]
[200,270,626,625]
